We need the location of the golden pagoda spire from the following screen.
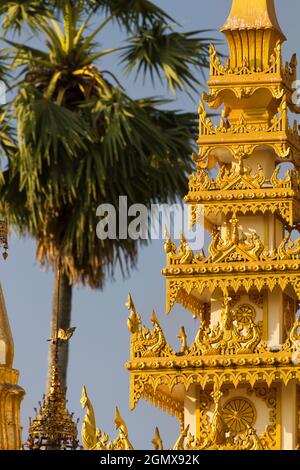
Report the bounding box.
[0,221,25,450]
[221,0,286,70]
[26,263,78,450]
[26,360,78,450]
[0,283,14,368]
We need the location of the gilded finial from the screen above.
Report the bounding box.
[81,386,98,450]
[151,309,159,326]
[164,226,176,254]
[115,406,127,432]
[0,284,14,368]
[125,292,135,311]
[163,225,170,240]
[152,427,164,450]
[221,0,285,70]
[211,380,223,404]
[80,385,88,409]
[126,293,141,334]
[114,406,134,450]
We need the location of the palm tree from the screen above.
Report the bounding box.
[0,0,216,391]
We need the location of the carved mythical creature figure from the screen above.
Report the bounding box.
[243,232,264,259]
[194,296,264,356]
[237,320,263,354]
[208,227,221,259]
[126,293,141,334]
[287,317,300,352]
[164,227,177,254]
[127,296,170,358]
[178,234,194,264]
[172,425,190,450]
[113,407,134,450]
[81,386,98,450]
[81,387,134,451]
[243,426,264,450]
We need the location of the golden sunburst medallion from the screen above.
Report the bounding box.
[234,304,256,325]
[223,398,256,434]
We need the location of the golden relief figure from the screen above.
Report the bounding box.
[126,294,174,359]
[193,297,264,356]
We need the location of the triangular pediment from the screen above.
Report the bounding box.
[213,243,258,263]
[223,175,260,191]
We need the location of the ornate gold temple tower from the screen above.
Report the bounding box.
[0,223,25,450]
[125,0,300,450]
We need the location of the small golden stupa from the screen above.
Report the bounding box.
[25,265,78,450]
[26,361,78,450]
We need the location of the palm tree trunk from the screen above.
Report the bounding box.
[47,269,73,394]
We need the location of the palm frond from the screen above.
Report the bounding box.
[90,0,174,29]
[0,1,53,32]
[1,0,212,288]
[122,23,216,94]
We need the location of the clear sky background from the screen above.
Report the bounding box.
[2,0,300,450]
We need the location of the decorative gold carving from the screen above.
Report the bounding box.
[0,281,24,451]
[81,387,133,450]
[283,294,296,341]
[297,385,300,449]
[210,383,227,445]
[283,316,300,354]
[199,96,291,138]
[0,378,25,450]
[215,162,265,190]
[222,397,256,434]
[143,383,184,424]
[247,385,280,450]
[209,218,264,262]
[126,294,174,359]
[278,229,300,259]
[193,296,265,355]
[184,382,263,450]
[176,289,210,319]
[123,0,300,451]
[185,163,300,228]
[188,164,300,195]
[188,200,298,228]
[172,425,190,450]
[234,304,256,325]
[198,389,213,441]
[177,233,195,264]
[209,42,282,78]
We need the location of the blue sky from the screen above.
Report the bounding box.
[2,0,300,450]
